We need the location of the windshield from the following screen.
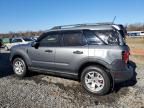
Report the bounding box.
[23,38,33,42]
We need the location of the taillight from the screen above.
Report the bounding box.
[122,51,130,64]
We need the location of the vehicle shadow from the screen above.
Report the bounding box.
[0,51,13,78]
[114,60,137,93]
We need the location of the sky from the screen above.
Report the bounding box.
[0,0,144,33]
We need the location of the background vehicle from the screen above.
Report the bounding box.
[5,37,33,50]
[30,36,39,41]
[0,38,10,48]
[127,31,144,37]
[0,39,3,48]
[10,23,134,95]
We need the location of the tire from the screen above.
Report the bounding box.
[13,58,27,77]
[81,66,111,95]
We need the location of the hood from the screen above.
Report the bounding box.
[11,43,31,49]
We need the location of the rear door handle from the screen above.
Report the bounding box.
[45,50,53,53]
[73,51,83,54]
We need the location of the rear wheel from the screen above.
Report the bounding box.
[13,58,27,77]
[81,66,111,95]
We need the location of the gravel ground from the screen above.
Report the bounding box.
[0,49,144,108]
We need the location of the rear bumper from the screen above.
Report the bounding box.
[110,60,134,83]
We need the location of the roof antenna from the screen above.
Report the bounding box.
[112,16,116,24]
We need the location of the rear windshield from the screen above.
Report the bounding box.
[93,30,120,45]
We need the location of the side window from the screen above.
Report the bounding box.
[39,33,59,47]
[84,31,103,45]
[12,39,22,43]
[0,39,2,47]
[62,32,86,46]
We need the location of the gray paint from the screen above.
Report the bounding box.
[10,24,133,83]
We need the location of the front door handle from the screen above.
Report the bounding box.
[45,50,53,53]
[73,51,83,54]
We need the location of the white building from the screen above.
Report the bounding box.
[127,31,144,37]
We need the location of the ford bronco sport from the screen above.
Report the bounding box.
[10,23,133,95]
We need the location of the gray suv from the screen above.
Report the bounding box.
[10,23,134,95]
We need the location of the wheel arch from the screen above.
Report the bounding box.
[11,51,31,67]
[77,61,114,88]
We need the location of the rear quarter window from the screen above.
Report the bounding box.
[94,30,119,45]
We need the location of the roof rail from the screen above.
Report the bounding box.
[51,22,113,30]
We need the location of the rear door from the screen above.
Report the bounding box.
[54,30,88,74]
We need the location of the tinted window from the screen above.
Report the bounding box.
[62,32,86,46]
[0,39,2,43]
[40,34,59,47]
[12,39,22,43]
[0,39,2,47]
[23,38,33,42]
[84,31,103,45]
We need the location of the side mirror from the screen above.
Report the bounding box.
[31,41,39,48]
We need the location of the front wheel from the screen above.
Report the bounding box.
[81,66,111,95]
[13,58,27,77]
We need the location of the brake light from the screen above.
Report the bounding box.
[122,51,130,63]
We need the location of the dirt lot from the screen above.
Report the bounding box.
[127,37,144,56]
[0,47,144,108]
